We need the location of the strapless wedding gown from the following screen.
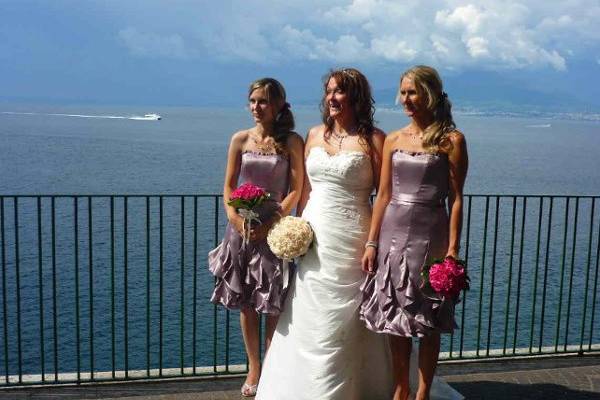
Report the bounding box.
[256,147,462,400]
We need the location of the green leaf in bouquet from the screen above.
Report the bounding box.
[227,198,249,210]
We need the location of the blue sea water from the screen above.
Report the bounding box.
[1,104,600,195]
[0,105,599,377]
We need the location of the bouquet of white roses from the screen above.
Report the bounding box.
[267,216,313,260]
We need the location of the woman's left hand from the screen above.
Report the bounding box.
[445,250,458,260]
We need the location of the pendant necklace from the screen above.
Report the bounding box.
[409,130,423,142]
[331,130,348,150]
[331,126,357,150]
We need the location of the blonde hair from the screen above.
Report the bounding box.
[398,65,456,152]
[248,78,295,154]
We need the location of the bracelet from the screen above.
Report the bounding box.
[365,240,378,249]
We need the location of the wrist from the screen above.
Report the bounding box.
[228,213,242,224]
[446,248,459,258]
[365,240,378,249]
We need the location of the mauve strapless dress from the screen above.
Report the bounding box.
[209,151,290,314]
[360,149,457,337]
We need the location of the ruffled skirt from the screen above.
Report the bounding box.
[360,201,457,336]
[208,201,288,315]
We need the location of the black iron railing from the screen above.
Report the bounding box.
[0,194,598,386]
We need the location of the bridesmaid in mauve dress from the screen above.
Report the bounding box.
[360,65,468,400]
[208,78,304,397]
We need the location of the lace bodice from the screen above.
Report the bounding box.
[303,146,374,227]
[306,146,373,203]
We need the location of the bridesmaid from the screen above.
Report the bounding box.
[208,78,304,397]
[360,66,468,400]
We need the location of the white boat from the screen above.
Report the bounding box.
[129,113,162,121]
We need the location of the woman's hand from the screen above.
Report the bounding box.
[249,221,271,242]
[361,247,377,274]
[229,214,245,236]
[445,250,458,260]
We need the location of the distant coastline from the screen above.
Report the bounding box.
[375,105,600,122]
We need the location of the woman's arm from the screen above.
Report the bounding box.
[223,131,246,235]
[249,134,305,241]
[361,133,395,273]
[445,131,469,259]
[369,129,385,191]
[279,134,305,216]
[296,127,318,217]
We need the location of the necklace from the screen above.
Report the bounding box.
[408,130,423,141]
[331,130,348,150]
[331,126,358,150]
[251,134,275,153]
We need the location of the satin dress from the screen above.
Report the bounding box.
[208,151,290,314]
[360,149,456,336]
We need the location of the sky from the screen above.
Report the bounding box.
[1,0,599,109]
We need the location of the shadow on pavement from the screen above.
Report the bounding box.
[451,380,598,400]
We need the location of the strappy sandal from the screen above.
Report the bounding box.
[241,382,258,397]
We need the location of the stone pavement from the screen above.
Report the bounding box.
[0,355,598,399]
[442,355,600,399]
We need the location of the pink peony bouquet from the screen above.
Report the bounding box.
[228,183,270,244]
[421,257,470,299]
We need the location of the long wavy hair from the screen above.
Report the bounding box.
[398,65,456,152]
[248,77,295,154]
[320,68,376,155]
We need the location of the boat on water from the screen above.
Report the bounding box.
[130,113,162,121]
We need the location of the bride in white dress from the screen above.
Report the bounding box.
[256,69,462,400]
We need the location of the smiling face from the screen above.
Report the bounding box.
[399,75,426,118]
[248,87,276,124]
[325,77,352,119]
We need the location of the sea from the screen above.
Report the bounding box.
[2,104,600,195]
[0,104,599,377]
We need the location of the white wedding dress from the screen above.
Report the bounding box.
[256,147,463,400]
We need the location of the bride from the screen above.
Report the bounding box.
[256,68,390,400]
[256,69,461,400]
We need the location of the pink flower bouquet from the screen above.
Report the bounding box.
[421,257,470,299]
[228,183,270,244]
[228,183,269,210]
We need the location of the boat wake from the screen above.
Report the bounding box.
[525,124,552,128]
[1,111,161,121]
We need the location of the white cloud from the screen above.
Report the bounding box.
[435,5,484,34]
[371,36,417,62]
[118,28,188,58]
[112,1,600,71]
[466,37,489,58]
[279,26,368,62]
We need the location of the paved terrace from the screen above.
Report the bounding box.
[0,355,598,399]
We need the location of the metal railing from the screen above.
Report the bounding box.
[0,194,598,386]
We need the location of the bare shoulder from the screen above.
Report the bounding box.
[286,132,305,149]
[445,130,468,164]
[371,127,386,142]
[447,130,466,146]
[231,129,251,144]
[384,128,404,146]
[306,124,326,146]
